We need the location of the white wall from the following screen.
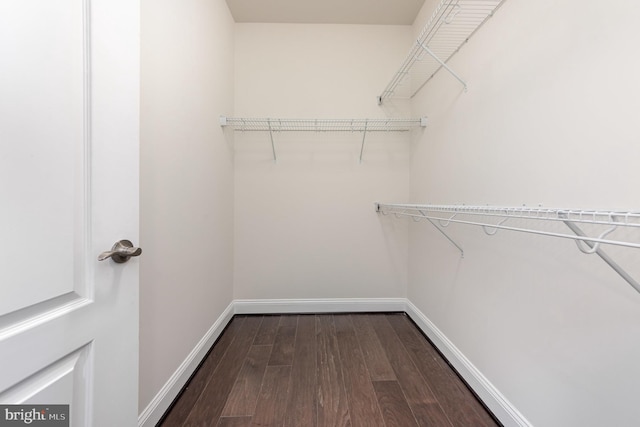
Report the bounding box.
[404,0,640,426]
[139,0,235,413]
[233,24,412,300]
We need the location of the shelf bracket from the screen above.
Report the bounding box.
[561,218,640,294]
[375,203,463,258]
[267,119,277,162]
[416,41,467,92]
[422,212,464,258]
[359,120,368,163]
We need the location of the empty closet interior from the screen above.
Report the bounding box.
[139,0,640,426]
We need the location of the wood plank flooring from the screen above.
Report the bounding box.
[158,313,501,427]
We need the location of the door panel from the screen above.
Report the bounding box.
[0,0,86,316]
[0,345,90,421]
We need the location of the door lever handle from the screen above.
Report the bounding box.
[98,239,142,263]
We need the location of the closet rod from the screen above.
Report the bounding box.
[375,203,640,294]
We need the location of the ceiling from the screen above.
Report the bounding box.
[225,0,426,25]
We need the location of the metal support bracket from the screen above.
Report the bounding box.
[562,219,640,294]
[416,41,468,92]
[267,119,277,162]
[359,120,368,163]
[424,215,464,258]
[375,203,463,258]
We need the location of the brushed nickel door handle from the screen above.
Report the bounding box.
[98,239,142,263]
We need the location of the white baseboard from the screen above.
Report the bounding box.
[233,297,407,314]
[139,298,529,427]
[404,300,532,427]
[137,302,235,427]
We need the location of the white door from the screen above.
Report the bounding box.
[0,0,139,426]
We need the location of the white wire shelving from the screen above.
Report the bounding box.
[220,116,427,162]
[378,0,506,104]
[219,117,427,132]
[375,203,640,294]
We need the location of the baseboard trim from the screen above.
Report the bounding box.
[139,298,530,427]
[233,297,407,314]
[137,301,235,427]
[404,300,531,427]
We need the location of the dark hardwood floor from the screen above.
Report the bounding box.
[158,313,500,427]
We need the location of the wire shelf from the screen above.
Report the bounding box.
[220,117,427,132]
[376,203,640,294]
[221,117,427,162]
[378,204,640,230]
[378,0,506,103]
